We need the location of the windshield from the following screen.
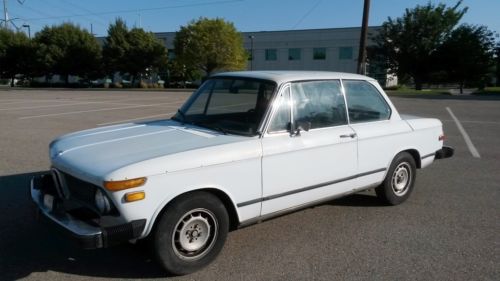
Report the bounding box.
[173,77,277,136]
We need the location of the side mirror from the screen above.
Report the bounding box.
[291,121,311,137]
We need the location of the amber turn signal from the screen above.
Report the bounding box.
[103,177,147,191]
[124,191,146,202]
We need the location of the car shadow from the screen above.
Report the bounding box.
[0,171,168,280]
[0,172,387,280]
[327,193,387,207]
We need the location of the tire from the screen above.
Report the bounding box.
[376,152,417,205]
[151,191,229,275]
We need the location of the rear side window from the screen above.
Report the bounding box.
[343,80,391,123]
[291,80,347,129]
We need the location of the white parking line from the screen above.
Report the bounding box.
[0,101,140,111]
[446,107,481,158]
[441,119,500,125]
[18,101,182,120]
[97,112,176,126]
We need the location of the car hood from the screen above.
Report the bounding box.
[50,119,257,184]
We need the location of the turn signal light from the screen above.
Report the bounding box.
[104,177,147,191]
[124,191,146,202]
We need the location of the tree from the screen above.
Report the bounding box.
[435,25,495,93]
[123,28,167,84]
[34,23,102,84]
[103,19,167,85]
[0,29,36,86]
[373,1,467,90]
[174,17,246,77]
[102,18,129,77]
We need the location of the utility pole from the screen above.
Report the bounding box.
[3,0,8,29]
[248,35,255,70]
[357,0,370,75]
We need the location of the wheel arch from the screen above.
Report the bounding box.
[146,187,240,237]
[402,148,421,169]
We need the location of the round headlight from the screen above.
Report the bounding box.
[95,189,111,214]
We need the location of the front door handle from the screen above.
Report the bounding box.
[340,133,357,138]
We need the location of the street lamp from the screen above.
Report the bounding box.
[248,35,255,70]
[22,24,30,39]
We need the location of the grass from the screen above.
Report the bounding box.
[385,88,450,96]
[474,87,500,95]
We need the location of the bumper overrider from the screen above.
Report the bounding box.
[30,173,146,249]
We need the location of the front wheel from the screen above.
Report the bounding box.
[376,152,416,205]
[152,191,229,275]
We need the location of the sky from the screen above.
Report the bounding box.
[5,0,500,38]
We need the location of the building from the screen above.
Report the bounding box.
[152,26,395,87]
[98,26,396,87]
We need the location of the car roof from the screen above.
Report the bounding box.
[211,71,374,84]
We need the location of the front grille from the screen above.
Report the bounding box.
[62,172,99,204]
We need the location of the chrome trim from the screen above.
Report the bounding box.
[50,168,69,199]
[239,181,380,228]
[237,168,386,207]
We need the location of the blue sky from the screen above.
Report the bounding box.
[6,0,500,38]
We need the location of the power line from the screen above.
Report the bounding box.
[292,0,322,30]
[55,0,107,26]
[24,0,244,21]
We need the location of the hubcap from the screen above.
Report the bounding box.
[391,162,411,196]
[172,208,218,260]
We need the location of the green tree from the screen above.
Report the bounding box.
[0,29,36,86]
[102,18,129,77]
[174,17,246,77]
[103,19,167,85]
[124,28,167,85]
[373,1,467,90]
[435,25,495,93]
[34,23,102,84]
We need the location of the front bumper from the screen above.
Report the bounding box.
[435,146,454,159]
[30,173,146,249]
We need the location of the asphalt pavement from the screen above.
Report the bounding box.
[0,89,498,281]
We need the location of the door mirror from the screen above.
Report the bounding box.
[291,120,311,136]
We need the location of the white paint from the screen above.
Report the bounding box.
[0,101,138,111]
[97,112,175,126]
[446,107,481,158]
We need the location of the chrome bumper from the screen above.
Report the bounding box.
[30,174,145,249]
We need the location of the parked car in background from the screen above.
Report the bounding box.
[31,71,453,275]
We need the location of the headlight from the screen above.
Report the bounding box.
[95,189,111,214]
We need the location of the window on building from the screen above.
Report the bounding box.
[265,49,277,61]
[343,80,391,123]
[288,48,301,60]
[339,47,353,60]
[313,48,326,60]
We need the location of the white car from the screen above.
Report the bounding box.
[31,71,453,275]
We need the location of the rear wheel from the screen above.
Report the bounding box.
[376,152,416,205]
[152,191,229,275]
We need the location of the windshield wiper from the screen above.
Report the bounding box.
[210,126,228,135]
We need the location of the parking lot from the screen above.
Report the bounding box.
[0,89,499,281]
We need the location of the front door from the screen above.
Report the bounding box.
[261,80,358,215]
